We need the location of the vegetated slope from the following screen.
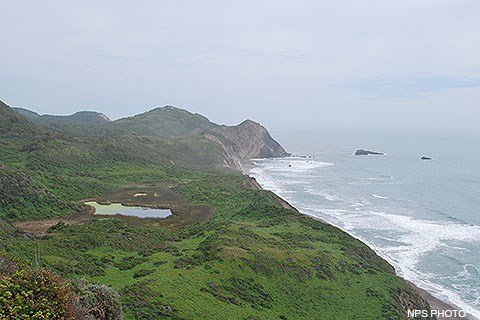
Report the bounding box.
[13,107,111,125]
[13,105,288,167]
[113,106,218,138]
[13,105,215,138]
[0,101,77,220]
[2,172,433,320]
[0,100,38,136]
[12,106,113,137]
[113,110,289,168]
[1,99,432,319]
[11,106,41,121]
[0,165,75,220]
[1,102,227,221]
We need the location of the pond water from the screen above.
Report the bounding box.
[85,201,172,218]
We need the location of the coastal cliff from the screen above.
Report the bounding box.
[12,105,288,170]
[205,119,289,169]
[1,100,437,319]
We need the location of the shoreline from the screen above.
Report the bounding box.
[244,164,477,319]
[409,281,476,320]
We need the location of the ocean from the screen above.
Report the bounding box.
[248,129,480,318]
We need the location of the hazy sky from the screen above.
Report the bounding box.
[1,0,479,131]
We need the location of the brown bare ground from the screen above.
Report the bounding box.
[13,183,215,235]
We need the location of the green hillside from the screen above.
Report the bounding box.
[0,100,38,135]
[113,106,218,138]
[0,100,432,319]
[13,105,218,139]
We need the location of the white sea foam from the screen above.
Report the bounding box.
[249,158,480,319]
[311,210,480,319]
[252,157,334,174]
[304,187,343,202]
[315,208,480,318]
[347,176,400,186]
[372,194,390,199]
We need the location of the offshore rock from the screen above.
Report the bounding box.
[354,149,384,156]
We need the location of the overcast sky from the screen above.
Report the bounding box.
[1,0,479,131]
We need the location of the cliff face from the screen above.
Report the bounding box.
[206,119,289,169]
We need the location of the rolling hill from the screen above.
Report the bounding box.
[0,99,432,319]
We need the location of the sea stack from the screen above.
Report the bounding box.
[354,149,384,156]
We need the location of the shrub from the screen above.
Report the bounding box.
[133,269,155,278]
[0,254,123,320]
[0,261,80,319]
[71,279,123,320]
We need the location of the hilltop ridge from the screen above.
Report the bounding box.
[12,103,288,169]
[12,107,111,125]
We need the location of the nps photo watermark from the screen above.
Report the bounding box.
[407,309,468,318]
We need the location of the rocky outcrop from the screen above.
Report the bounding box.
[354,149,384,156]
[205,120,289,169]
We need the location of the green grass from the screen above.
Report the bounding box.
[0,103,432,319]
[2,170,432,319]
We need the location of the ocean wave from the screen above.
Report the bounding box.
[372,194,390,199]
[249,157,480,318]
[252,157,335,174]
[304,187,343,202]
[336,211,480,319]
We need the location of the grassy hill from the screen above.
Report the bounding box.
[0,100,432,319]
[113,106,218,138]
[0,100,38,136]
[12,105,217,139]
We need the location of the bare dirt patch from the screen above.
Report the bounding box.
[13,204,94,235]
[14,183,215,235]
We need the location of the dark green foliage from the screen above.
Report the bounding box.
[241,254,313,282]
[345,246,395,274]
[202,278,273,309]
[0,165,76,220]
[0,255,122,320]
[133,269,155,278]
[113,106,218,138]
[0,100,38,136]
[311,252,335,280]
[0,254,80,320]
[12,104,218,139]
[114,256,149,271]
[121,281,184,320]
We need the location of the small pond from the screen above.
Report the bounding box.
[85,201,172,218]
